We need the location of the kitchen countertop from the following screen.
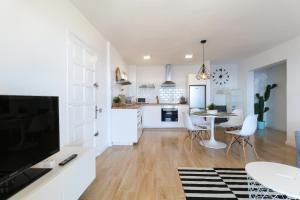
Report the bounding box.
[142,103,188,106]
[112,103,189,109]
[112,104,142,109]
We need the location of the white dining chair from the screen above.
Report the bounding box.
[219,109,244,129]
[190,114,210,128]
[226,114,259,160]
[190,108,210,129]
[182,112,209,151]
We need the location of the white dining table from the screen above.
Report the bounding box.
[193,112,236,149]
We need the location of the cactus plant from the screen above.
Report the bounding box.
[254,84,277,122]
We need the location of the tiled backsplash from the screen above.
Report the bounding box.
[159,87,185,103]
[137,87,160,103]
[136,82,186,103]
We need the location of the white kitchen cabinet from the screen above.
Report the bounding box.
[111,108,143,145]
[142,105,162,128]
[142,105,189,128]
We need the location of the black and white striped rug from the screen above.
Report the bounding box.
[178,167,250,200]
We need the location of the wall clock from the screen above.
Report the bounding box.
[212,67,230,86]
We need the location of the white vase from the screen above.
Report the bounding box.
[207,110,218,114]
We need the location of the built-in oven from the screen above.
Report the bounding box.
[161,106,178,122]
[137,98,146,104]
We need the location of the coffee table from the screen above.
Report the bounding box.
[246,162,300,199]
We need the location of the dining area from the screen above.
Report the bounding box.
[182,108,259,161]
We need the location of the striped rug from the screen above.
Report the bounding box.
[178,167,250,200]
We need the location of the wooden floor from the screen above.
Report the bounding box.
[80,128,296,200]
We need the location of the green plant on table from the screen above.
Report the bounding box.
[207,103,217,110]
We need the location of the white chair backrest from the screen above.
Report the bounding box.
[190,114,206,125]
[240,114,258,136]
[182,112,195,131]
[190,108,203,114]
[227,109,244,125]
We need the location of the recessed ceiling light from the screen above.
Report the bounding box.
[185,54,193,59]
[143,55,151,60]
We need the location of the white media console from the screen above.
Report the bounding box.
[9,146,96,200]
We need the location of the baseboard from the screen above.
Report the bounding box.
[111,141,133,145]
[96,144,110,157]
[285,140,296,147]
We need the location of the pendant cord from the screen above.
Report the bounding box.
[202,43,205,66]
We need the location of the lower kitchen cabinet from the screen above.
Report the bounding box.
[142,105,162,128]
[111,108,143,145]
[111,105,189,144]
[142,105,189,128]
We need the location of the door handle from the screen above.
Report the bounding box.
[93,82,99,88]
[95,106,102,119]
[94,131,99,137]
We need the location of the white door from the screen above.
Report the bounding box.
[67,35,99,149]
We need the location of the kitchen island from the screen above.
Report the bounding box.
[111,105,143,145]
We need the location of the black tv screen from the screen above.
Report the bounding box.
[0,95,59,183]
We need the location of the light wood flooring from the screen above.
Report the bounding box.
[80,128,296,200]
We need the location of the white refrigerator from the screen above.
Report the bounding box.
[189,85,206,111]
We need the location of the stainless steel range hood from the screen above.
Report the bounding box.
[161,64,176,87]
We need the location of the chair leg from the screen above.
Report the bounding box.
[226,136,235,156]
[245,137,259,160]
[242,138,247,161]
[197,131,202,143]
[184,131,190,141]
[206,130,210,139]
[252,141,259,159]
[190,132,193,152]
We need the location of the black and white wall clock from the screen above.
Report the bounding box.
[212,67,230,86]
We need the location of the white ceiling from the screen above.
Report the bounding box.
[71,0,300,65]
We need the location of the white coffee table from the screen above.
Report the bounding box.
[246,162,300,199]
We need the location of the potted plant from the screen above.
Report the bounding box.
[112,96,122,107]
[207,103,218,114]
[254,84,277,130]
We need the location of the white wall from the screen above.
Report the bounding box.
[130,63,239,105]
[0,0,124,152]
[254,62,287,131]
[239,36,300,146]
[132,64,208,103]
[210,64,239,106]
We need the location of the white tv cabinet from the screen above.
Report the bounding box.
[9,146,96,200]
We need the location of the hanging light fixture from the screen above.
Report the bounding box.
[196,40,210,80]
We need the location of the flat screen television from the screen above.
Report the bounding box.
[0,95,60,184]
